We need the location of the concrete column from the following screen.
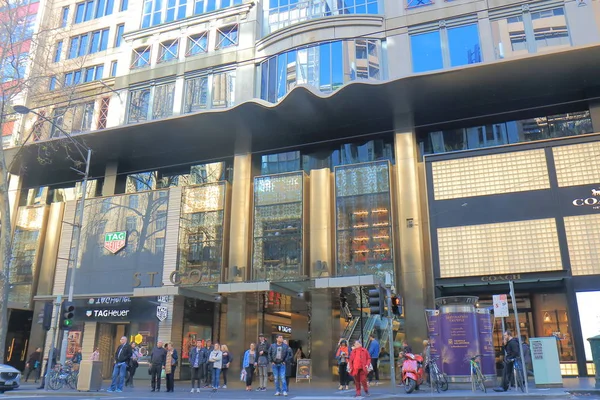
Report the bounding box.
[171,76,185,116]
[477,12,495,62]
[309,168,333,277]
[291,297,309,349]
[102,161,118,196]
[157,296,184,378]
[393,116,428,351]
[310,289,334,379]
[8,174,21,225]
[228,154,253,279]
[81,322,98,360]
[590,101,600,131]
[225,293,246,377]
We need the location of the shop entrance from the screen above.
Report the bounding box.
[96,323,129,378]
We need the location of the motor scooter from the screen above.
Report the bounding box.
[401,353,425,393]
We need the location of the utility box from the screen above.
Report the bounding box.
[588,335,600,388]
[77,360,103,392]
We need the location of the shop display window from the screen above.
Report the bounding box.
[178,182,227,284]
[253,172,306,281]
[335,161,393,278]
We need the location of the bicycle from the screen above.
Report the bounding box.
[47,362,78,390]
[469,354,486,393]
[511,357,525,393]
[427,356,448,393]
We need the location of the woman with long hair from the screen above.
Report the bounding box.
[208,343,223,393]
[221,344,232,388]
[242,343,257,391]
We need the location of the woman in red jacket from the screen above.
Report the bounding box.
[348,341,371,397]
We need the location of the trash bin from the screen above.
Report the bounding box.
[587,335,600,388]
[77,360,103,392]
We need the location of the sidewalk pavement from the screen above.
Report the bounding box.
[3,378,597,399]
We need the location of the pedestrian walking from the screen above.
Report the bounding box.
[242,343,257,391]
[349,340,371,398]
[24,347,42,383]
[269,334,291,397]
[367,334,380,385]
[221,344,232,388]
[107,336,133,393]
[126,343,140,388]
[336,339,351,390]
[165,343,178,392]
[190,340,206,393]
[208,343,223,392]
[283,340,293,389]
[149,341,167,392]
[256,333,269,391]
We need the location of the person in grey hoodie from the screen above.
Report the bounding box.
[208,343,223,393]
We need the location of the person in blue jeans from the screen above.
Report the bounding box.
[208,343,223,393]
[269,334,291,397]
[107,336,133,393]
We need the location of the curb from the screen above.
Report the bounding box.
[3,390,110,396]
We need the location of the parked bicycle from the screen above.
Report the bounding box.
[47,361,78,390]
[427,355,448,393]
[512,357,525,393]
[469,354,486,393]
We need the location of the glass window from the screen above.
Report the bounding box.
[61,6,70,27]
[54,41,63,62]
[212,70,235,108]
[141,0,187,27]
[183,75,209,113]
[110,60,118,77]
[131,47,151,68]
[531,7,570,52]
[75,3,85,23]
[152,82,176,119]
[121,0,128,10]
[126,216,136,231]
[216,25,238,49]
[68,37,79,59]
[410,31,443,73]
[155,237,165,253]
[261,151,301,175]
[115,24,124,47]
[49,76,57,91]
[129,194,139,208]
[407,0,432,8]
[491,17,527,59]
[260,39,382,102]
[96,0,106,17]
[447,24,481,67]
[156,210,167,230]
[128,88,151,123]
[158,40,179,63]
[186,32,208,56]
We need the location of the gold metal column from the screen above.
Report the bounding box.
[309,168,333,277]
[228,154,253,279]
[394,117,429,348]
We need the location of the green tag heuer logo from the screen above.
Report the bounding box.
[104,231,127,254]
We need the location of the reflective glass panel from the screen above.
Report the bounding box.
[448,24,481,67]
[410,30,443,73]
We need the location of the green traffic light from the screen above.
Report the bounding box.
[64,320,73,327]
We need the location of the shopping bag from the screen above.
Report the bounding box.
[240,369,246,381]
[161,369,166,379]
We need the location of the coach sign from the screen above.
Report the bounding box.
[104,231,127,254]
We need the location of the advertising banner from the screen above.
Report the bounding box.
[425,310,441,358]
[296,359,311,382]
[476,309,496,376]
[440,312,480,376]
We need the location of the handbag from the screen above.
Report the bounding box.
[161,369,166,379]
[367,363,374,372]
[240,369,247,381]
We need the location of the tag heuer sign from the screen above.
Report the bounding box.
[104,231,127,254]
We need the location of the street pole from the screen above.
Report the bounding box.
[509,280,528,394]
[60,148,91,364]
[359,286,364,346]
[45,295,61,390]
[384,286,396,388]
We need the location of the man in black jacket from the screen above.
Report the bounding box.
[149,341,167,392]
[494,330,521,392]
[107,337,133,393]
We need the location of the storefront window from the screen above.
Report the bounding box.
[178,183,227,284]
[253,172,305,281]
[335,161,393,279]
[129,322,158,365]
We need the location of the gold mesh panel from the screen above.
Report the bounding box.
[564,214,600,276]
[431,150,550,200]
[438,219,562,278]
[553,142,600,187]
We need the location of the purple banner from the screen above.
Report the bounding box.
[476,311,497,376]
[440,312,480,376]
[425,310,441,358]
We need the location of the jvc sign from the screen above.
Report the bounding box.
[104,231,127,254]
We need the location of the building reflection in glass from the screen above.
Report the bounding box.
[335,161,393,279]
[178,182,228,284]
[9,206,46,308]
[253,172,306,281]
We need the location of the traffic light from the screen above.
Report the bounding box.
[368,286,385,315]
[42,301,53,331]
[391,296,402,316]
[60,301,75,329]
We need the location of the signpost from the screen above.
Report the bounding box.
[493,294,509,336]
[296,359,311,382]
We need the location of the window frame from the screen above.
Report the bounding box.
[186,32,208,57]
[215,24,238,49]
[127,81,176,123]
[115,23,124,47]
[67,28,110,59]
[158,40,180,63]
[74,0,114,23]
[182,69,236,113]
[131,46,151,69]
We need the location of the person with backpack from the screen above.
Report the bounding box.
[268,334,291,397]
